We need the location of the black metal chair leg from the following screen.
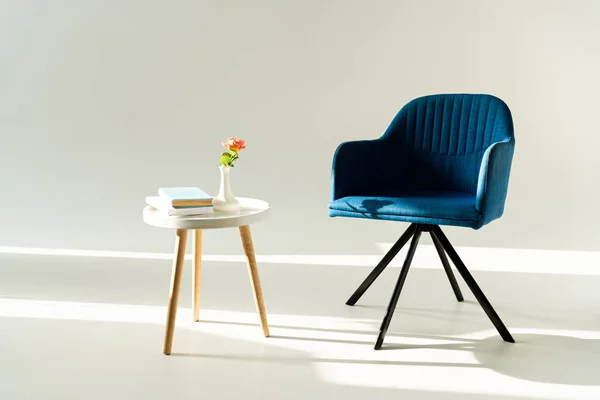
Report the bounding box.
[430,231,464,302]
[431,226,515,343]
[346,224,417,306]
[374,225,422,350]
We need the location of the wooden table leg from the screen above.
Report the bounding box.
[193,230,202,322]
[239,225,270,337]
[163,229,188,355]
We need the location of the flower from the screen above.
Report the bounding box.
[222,137,246,153]
[219,137,246,167]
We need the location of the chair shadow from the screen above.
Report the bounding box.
[354,301,479,312]
[194,319,600,386]
[269,334,476,351]
[473,333,600,386]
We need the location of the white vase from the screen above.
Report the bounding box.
[212,166,240,211]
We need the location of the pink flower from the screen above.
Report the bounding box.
[222,137,246,152]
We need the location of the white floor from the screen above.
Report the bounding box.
[1,245,600,399]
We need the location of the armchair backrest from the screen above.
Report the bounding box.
[382,94,514,194]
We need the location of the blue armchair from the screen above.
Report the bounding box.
[329,94,515,349]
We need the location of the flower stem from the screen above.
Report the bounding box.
[229,151,239,166]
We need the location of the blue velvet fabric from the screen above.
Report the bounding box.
[329,94,515,229]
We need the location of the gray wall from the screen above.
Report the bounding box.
[1,0,599,255]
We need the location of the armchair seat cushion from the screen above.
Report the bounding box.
[328,190,482,228]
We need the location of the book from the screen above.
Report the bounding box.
[158,187,213,207]
[146,196,214,216]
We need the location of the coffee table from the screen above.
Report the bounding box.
[143,197,270,355]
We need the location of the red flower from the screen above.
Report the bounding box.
[222,137,246,152]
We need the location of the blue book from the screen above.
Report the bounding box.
[158,187,213,207]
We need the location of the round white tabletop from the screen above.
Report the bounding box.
[143,197,270,230]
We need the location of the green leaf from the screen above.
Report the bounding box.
[219,153,232,165]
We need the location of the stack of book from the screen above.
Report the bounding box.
[146,187,214,216]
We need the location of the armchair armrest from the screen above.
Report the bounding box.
[331,138,396,201]
[475,138,515,226]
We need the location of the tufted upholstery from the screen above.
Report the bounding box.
[329,94,515,229]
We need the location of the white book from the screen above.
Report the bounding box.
[146,196,214,216]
